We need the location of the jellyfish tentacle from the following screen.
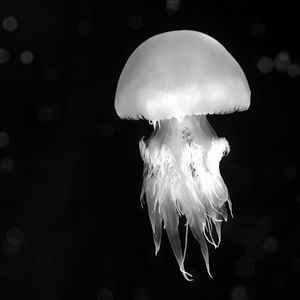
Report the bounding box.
[188,213,213,278]
[140,115,233,280]
[203,215,219,249]
[160,194,193,281]
[214,221,222,247]
[145,183,163,255]
[182,221,189,265]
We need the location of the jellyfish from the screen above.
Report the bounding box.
[114,30,250,280]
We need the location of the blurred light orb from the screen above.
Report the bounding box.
[251,21,266,37]
[274,51,291,72]
[134,288,149,300]
[287,63,300,78]
[2,16,18,32]
[38,107,53,122]
[283,165,297,180]
[6,227,24,244]
[78,18,92,35]
[128,16,143,31]
[97,288,114,300]
[257,57,274,74]
[0,131,10,148]
[290,257,300,272]
[165,0,181,13]
[0,157,15,173]
[2,237,20,256]
[0,48,10,64]
[263,237,278,253]
[20,50,34,64]
[230,285,248,300]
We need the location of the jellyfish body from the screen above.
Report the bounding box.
[114,30,250,280]
[139,115,231,279]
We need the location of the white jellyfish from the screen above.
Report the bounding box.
[114,30,251,280]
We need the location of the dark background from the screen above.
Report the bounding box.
[0,1,299,299]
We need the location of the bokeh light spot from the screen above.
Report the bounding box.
[234,257,255,278]
[287,63,300,78]
[283,165,297,180]
[2,237,20,256]
[78,19,92,35]
[128,16,143,31]
[38,107,53,122]
[97,288,114,300]
[230,285,248,300]
[20,50,34,64]
[251,21,266,37]
[6,227,24,244]
[263,237,278,253]
[274,51,291,72]
[257,57,274,74]
[290,257,300,272]
[134,288,149,300]
[2,16,18,32]
[0,48,10,64]
[0,131,10,148]
[0,157,15,173]
[165,0,181,14]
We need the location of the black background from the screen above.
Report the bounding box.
[0,1,299,299]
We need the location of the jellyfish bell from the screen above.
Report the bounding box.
[114,30,251,280]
